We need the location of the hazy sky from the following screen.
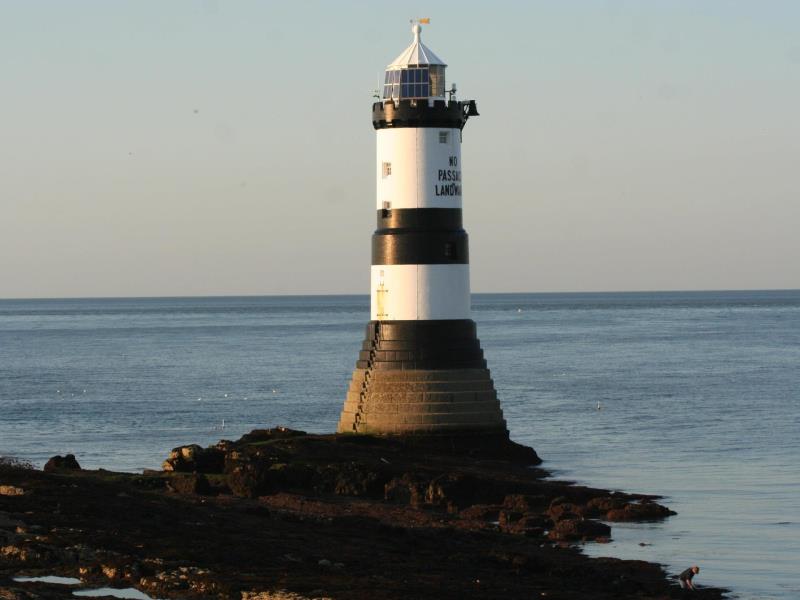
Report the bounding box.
[2,1,798,298]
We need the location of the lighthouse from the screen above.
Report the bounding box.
[337,22,507,436]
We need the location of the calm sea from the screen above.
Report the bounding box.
[1,291,798,599]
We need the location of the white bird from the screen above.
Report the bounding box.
[224,393,228,398]
[272,389,277,394]
[596,400,602,410]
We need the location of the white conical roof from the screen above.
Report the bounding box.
[387,24,446,68]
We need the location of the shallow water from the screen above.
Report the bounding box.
[13,575,81,585]
[1,291,798,599]
[73,588,155,599]
[11,577,157,599]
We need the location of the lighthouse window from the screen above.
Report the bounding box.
[383,70,402,99]
[439,131,449,144]
[429,65,445,97]
[444,242,456,259]
[382,162,392,178]
[384,68,432,99]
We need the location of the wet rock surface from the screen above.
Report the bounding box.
[0,429,724,599]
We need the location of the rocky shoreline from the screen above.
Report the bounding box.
[1,429,726,599]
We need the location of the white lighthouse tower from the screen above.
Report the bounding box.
[338,22,507,436]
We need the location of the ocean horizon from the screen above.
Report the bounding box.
[3,287,799,301]
[1,290,798,599]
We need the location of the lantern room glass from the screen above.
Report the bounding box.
[382,66,444,100]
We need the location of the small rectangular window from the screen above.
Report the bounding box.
[382,162,392,178]
[439,131,449,144]
[444,242,456,259]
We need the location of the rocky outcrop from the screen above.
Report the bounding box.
[162,444,224,473]
[0,429,725,600]
[605,499,677,521]
[548,518,612,541]
[242,591,333,600]
[165,473,213,496]
[43,454,81,473]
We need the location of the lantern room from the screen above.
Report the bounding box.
[382,23,447,101]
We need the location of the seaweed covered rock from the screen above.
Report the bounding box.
[585,495,627,517]
[499,510,552,536]
[548,518,612,541]
[384,473,426,507]
[165,473,213,496]
[606,499,676,521]
[502,494,548,514]
[1,428,728,600]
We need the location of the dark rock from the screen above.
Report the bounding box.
[498,509,523,531]
[225,453,320,498]
[226,464,267,498]
[323,462,385,497]
[166,473,212,496]
[0,428,729,600]
[548,518,612,541]
[548,501,585,521]
[270,462,317,489]
[606,500,676,521]
[585,495,627,517]
[43,454,81,472]
[458,504,499,522]
[237,427,307,445]
[162,444,224,474]
[384,473,426,507]
[425,473,480,510]
[503,494,548,513]
[499,510,552,536]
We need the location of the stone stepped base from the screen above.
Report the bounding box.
[337,320,507,435]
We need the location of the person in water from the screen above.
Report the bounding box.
[679,565,700,590]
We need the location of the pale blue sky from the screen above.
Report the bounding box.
[2,1,798,298]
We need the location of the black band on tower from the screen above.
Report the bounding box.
[377,208,463,231]
[373,99,468,130]
[354,320,488,370]
[370,319,478,340]
[372,229,469,265]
